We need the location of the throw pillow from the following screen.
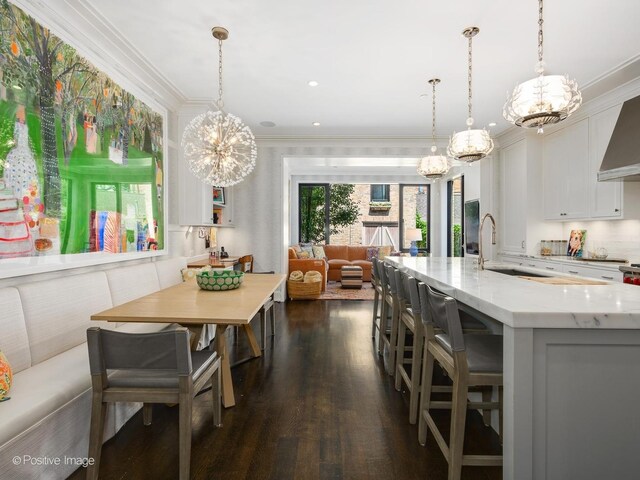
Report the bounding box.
[0,350,12,402]
[181,267,200,281]
[312,245,327,260]
[378,246,392,259]
[296,251,311,259]
[300,243,314,256]
[366,247,379,262]
[291,244,302,253]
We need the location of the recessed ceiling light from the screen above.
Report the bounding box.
[488,122,497,127]
[260,121,276,127]
[312,122,321,126]
[308,80,319,87]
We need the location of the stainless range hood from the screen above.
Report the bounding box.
[598,94,640,181]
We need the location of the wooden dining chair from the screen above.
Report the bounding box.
[86,327,222,480]
[417,284,503,480]
[371,258,384,339]
[238,254,254,273]
[254,271,276,350]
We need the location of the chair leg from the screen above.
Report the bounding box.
[388,302,399,377]
[212,366,222,427]
[260,308,267,351]
[178,394,193,480]
[86,393,106,480]
[269,305,275,337]
[372,289,380,338]
[418,346,435,446]
[482,387,492,426]
[395,319,407,390]
[378,298,388,355]
[448,374,469,480]
[409,331,424,424]
[143,403,153,426]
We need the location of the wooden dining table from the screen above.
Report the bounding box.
[91,273,286,407]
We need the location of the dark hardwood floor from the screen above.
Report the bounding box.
[70,300,502,480]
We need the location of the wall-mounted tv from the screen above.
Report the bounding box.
[464,199,480,255]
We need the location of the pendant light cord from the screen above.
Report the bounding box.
[538,0,544,66]
[217,38,224,110]
[431,81,437,143]
[467,33,473,122]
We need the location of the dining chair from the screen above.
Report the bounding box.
[238,254,254,273]
[417,284,503,480]
[379,264,401,375]
[371,258,383,339]
[254,271,276,350]
[86,327,222,480]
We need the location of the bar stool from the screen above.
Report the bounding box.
[371,258,384,339]
[378,264,401,375]
[418,283,503,480]
[394,271,424,424]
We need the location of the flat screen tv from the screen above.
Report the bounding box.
[465,200,480,255]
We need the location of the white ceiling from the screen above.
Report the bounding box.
[88,0,640,137]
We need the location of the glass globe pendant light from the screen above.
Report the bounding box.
[182,27,257,186]
[447,27,494,163]
[503,0,582,134]
[417,78,450,179]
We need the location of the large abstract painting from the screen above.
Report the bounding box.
[0,0,164,259]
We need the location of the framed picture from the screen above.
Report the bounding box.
[0,1,167,278]
[464,200,480,255]
[567,229,587,257]
[212,187,225,205]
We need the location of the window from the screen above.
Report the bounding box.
[370,184,390,202]
[399,184,430,253]
[447,176,464,257]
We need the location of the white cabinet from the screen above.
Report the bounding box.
[562,264,623,282]
[501,140,527,253]
[543,119,590,220]
[177,109,234,227]
[589,104,623,218]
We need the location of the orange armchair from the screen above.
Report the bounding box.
[288,247,328,291]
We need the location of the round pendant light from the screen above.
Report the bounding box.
[182,27,257,186]
[417,78,450,179]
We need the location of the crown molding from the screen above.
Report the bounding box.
[9,0,186,111]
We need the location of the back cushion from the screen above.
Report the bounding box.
[348,246,368,261]
[324,245,348,260]
[0,288,32,373]
[106,263,161,306]
[155,257,187,289]
[18,272,113,365]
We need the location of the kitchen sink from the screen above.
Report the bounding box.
[485,268,550,278]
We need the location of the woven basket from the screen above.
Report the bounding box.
[287,279,322,300]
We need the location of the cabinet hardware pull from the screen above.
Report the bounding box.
[614,209,620,212]
[601,276,614,280]
[528,263,536,267]
[568,270,579,274]
[545,266,555,270]
[521,241,525,249]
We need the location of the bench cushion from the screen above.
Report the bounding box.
[106,263,161,306]
[155,257,187,289]
[0,288,31,373]
[17,272,112,365]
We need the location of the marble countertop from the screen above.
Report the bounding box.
[498,252,628,270]
[385,257,640,330]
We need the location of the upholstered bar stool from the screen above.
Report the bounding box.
[394,271,424,424]
[418,283,503,480]
[371,258,384,339]
[378,265,400,375]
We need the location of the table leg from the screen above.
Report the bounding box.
[216,325,235,408]
[186,325,203,351]
[242,323,262,358]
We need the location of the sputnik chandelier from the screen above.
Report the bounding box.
[182,27,257,186]
[503,0,582,133]
[417,79,450,179]
[447,27,494,163]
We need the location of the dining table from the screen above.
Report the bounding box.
[91,272,286,407]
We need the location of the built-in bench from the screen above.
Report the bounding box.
[0,257,190,479]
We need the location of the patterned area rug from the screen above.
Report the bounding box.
[318,281,375,301]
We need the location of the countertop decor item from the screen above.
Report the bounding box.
[406,228,423,257]
[417,78,450,179]
[447,27,494,162]
[182,27,257,187]
[195,269,244,291]
[567,229,587,257]
[503,0,582,134]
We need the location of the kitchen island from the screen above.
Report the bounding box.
[385,256,640,480]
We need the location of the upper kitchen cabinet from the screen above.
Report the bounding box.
[177,108,234,227]
[589,104,623,218]
[543,118,590,220]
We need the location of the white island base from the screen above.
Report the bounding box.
[385,257,640,480]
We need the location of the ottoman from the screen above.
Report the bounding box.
[341,265,363,289]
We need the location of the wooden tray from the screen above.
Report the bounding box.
[518,276,608,285]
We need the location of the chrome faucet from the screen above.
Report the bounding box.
[478,213,496,270]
